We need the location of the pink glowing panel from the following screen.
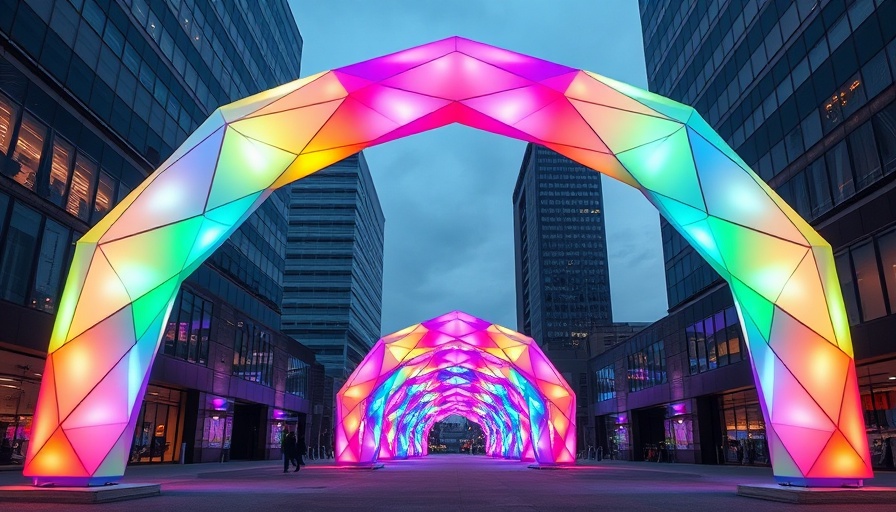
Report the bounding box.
[335,312,576,465]
[27,36,869,488]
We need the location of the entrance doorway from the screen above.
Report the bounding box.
[720,389,769,466]
[229,403,265,460]
[632,407,666,462]
[130,385,183,464]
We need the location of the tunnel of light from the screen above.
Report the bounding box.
[24,36,870,487]
[335,311,576,465]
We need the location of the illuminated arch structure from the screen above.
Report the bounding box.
[24,37,871,487]
[336,311,575,465]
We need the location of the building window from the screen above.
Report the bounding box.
[877,230,896,310]
[92,171,116,223]
[826,141,855,206]
[687,306,743,375]
[835,251,861,325]
[0,93,19,157]
[9,114,47,191]
[849,122,882,191]
[286,357,308,398]
[29,219,70,313]
[47,136,74,207]
[163,289,212,365]
[595,364,615,401]
[66,154,97,221]
[0,203,42,303]
[627,341,665,392]
[852,242,886,321]
[233,321,273,387]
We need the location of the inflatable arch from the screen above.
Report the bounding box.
[24,37,871,487]
[336,311,576,465]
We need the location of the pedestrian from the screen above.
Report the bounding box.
[296,434,307,469]
[281,429,298,473]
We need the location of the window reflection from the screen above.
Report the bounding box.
[835,251,861,326]
[826,141,855,205]
[29,219,70,313]
[878,230,896,315]
[0,203,42,303]
[852,242,886,321]
[0,93,18,156]
[9,114,47,191]
[66,155,97,221]
[687,307,743,375]
[92,171,116,223]
[163,289,213,365]
[47,137,74,207]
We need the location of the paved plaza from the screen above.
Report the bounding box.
[2,455,895,511]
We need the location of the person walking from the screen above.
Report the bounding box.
[296,434,307,470]
[281,430,298,473]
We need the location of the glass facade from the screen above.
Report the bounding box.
[130,385,182,464]
[644,0,896,311]
[625,0,896,469]
[513,143,612,351]
[721,389,770,466]
[162,288,213,365]
[626,340,666,392]
[0,0,323,466]
[595,365,616,402]
[684,307,743,375]
[282,153,385,380]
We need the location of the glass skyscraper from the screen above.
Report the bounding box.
[513,144,612,349]
[0,0,322,465]
[591,0,896,468]
[513,142,612,450]
[282,152,385,382]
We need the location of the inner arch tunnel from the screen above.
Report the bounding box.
[335,311,576,465]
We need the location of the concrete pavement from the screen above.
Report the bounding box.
[1,455,895,511]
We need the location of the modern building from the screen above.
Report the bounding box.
[513,142,613,450]
[0,0,324,466]
[592,0,896,469]
[282,152,385,382]
[281,152,385,455]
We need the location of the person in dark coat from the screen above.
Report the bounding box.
[296,434,307,470]
[281,430,298,473]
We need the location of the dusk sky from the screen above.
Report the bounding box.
[289,1,668,334]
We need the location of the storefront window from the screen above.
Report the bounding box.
[720,390,769,466]
[130,386,182,464]
[860,362,896,469]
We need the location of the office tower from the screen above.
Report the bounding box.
[0,0,319,465]
[513,142,613,450]
[282,152,385,382]
[591,0,896,467]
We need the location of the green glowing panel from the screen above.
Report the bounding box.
[206,129,297,210]
[617,128,705,210]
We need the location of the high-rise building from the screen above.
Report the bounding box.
[282,152,385,382]
[591,0,896,467]
[0,0,322,466]
[513,142,613,449]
